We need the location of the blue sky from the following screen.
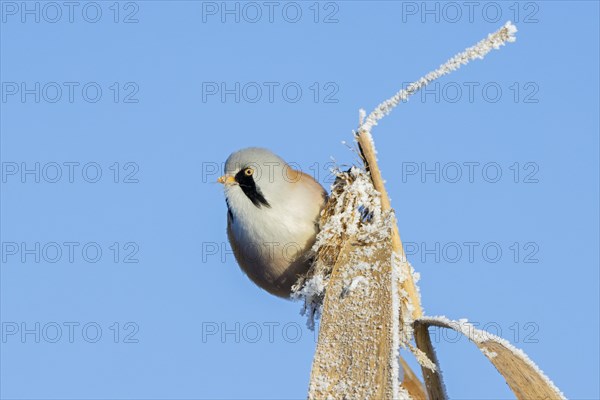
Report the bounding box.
[1,1,598,399]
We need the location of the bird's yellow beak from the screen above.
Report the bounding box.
[217,175,236,185]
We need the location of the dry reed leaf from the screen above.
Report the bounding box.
[415,317,565,400]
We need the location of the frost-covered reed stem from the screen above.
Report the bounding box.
[360,21,517,132]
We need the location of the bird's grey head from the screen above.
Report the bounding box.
[219,148,293,216]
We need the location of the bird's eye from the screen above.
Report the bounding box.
[244,168,254,176]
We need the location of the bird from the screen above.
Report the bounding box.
[218,147,327,298]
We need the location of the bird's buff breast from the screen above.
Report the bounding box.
[228,206,318,297]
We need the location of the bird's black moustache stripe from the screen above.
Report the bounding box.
[235,169,271,209]
[225,198,235,222]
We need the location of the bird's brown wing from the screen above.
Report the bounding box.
[287,168,328,203]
